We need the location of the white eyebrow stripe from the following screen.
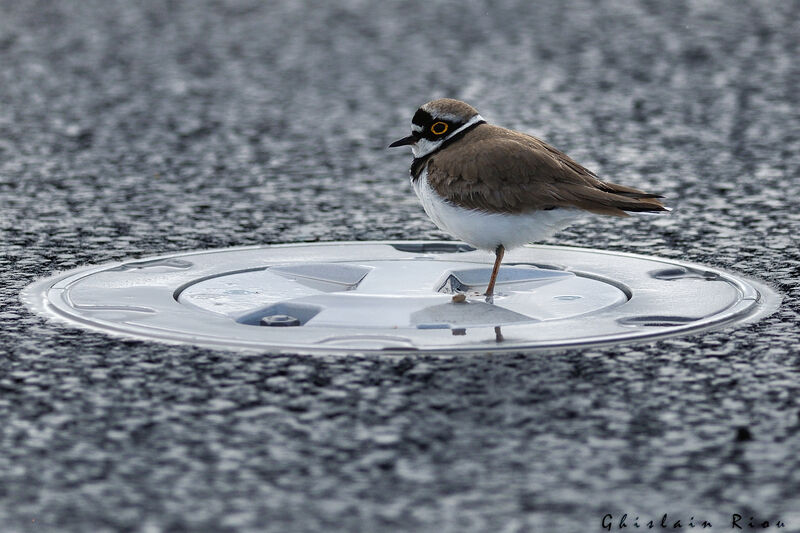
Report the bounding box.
[423,111,462,122]
[445,114,484,138]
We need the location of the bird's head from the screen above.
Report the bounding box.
[389,98,484,158]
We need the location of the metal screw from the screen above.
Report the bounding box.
[260,314,301,327]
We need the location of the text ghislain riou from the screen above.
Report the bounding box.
[602,513,787,530]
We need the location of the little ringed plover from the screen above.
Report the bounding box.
[389,98,668,301]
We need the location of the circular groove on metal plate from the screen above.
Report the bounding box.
[21,241,780,355]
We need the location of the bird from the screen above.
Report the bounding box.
[389,98,668,302]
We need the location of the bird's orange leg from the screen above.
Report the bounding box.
[485,244,505,302]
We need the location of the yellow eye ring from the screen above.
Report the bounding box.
[430,121,448,135]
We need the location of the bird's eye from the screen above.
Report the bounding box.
[430,121,448,135]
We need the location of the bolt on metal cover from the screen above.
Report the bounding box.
[21,241,780,355]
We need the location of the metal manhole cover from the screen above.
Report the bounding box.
[21,241,779,354]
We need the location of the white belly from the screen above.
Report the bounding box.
[412,170,580,251]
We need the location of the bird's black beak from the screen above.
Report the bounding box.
[388,134,417,148]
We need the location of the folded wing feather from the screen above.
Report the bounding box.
[425,124,667,217]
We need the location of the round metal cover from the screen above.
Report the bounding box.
[21,241,779,354]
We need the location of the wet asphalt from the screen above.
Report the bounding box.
[1,1,799,531]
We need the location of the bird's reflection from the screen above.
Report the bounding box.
[449,326,504,342]
[494,326,504,343]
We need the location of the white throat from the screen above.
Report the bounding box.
[411,114,485,158]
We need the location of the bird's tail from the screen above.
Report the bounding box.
[578,180,670,216]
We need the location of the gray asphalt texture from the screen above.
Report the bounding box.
[1,1,799,532]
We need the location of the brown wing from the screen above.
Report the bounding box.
[426,124,667,216]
